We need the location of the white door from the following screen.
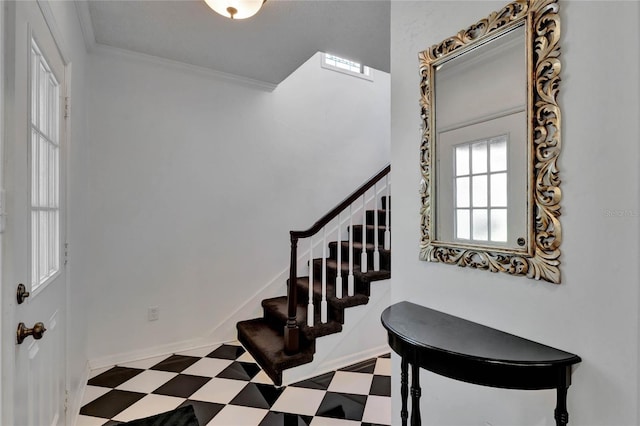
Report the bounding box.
[2,1,68,425]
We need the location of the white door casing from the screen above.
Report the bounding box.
[2,1,68,425]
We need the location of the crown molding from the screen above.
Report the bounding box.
[36,0,71,64]
[93,43,278,92]
[74,0,96,52]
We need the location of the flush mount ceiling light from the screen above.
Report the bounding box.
[204,0,265,19]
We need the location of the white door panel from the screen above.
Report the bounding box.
[2,1,68,425]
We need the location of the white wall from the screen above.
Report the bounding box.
[390,1,639,425]
[84,50,390,362]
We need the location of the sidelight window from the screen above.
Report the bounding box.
[29,38,61,291]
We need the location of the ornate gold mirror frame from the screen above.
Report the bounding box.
[419,0,562,283]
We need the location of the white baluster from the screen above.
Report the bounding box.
[321,227,328,323]
[384,176,391,250]
[373,182,380,271]
[307,237,314,327]
[348,205,354,296]
[336,212,343,299]
[361,193,368,273]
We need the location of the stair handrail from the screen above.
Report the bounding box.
[284,164,391,354]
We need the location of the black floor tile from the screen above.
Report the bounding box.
[116,405,199,426]
[289,371,335,390]
[149,355,200,373]
[229,383,284,409]
[207,344,246,360]
[179,400,225,425]
[152,374,211,398]
[315,392,367,421]
[88,366,145,388]
[369,375,391,397]
[259,411,313,426]
[339,358,377,374]
[79,389,146,419]
[81,345,391,426]
[216,361,261,381]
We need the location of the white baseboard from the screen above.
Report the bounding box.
[282,344,389,387]
[88,336,231,370]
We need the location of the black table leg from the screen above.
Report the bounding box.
[401,356,408,426]
[554,385,569,426]
[411,361,421,426]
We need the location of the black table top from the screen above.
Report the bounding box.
[381,301,581,367]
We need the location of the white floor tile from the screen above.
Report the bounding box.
[111,394,186,422]
[361,395,392,425]
[270,387,326,416]
[310,417,360,426]
[76,414,109,426]
[118,354,172,370]
[205,405,268,426]
[236,351,256,363]
[327,371,373,395]
[181,357,233,377]
[80,385,111,406]
[115,370,178,393]
[175,345,220,358]
[250,370,275,385]
[374,357,391,376]
[189,377,248,404]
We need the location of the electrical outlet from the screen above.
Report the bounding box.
[148,306,159,321]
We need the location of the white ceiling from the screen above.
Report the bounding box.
[85,0,390,86]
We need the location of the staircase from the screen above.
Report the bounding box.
[236,166,391,386]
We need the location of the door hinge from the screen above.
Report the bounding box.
[64,96,70,119]
[64,242,69,266]
[0,188,5,234]
[64,389,69,413]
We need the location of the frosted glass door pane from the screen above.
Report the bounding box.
[456,177,470,207]
[456,209,470,239]
[471,141,487,174]
[455,145,469,176]
[472,209,488,240]
[490,138,507,172]
[490,172,507,207]
[490,209,508,242]
[39,63,48,132]
[472,175,487,207]
[38,137,48,207]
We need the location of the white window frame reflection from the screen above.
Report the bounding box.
[454,135,508,243]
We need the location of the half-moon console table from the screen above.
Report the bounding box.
[381,301,581,426]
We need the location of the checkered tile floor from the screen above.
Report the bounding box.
[77,342,391,425]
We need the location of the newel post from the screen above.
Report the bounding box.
[284,234,300,354]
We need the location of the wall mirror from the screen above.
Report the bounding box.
[419,0,563,283]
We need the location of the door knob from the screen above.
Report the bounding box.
[16,322,46,344]
[16,283,30,304]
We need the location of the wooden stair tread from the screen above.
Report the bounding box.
[328,240,391,253]
[294,277,370,308]
[237,318,314,386]
[262,296,343,340]
[312,258,391,282]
